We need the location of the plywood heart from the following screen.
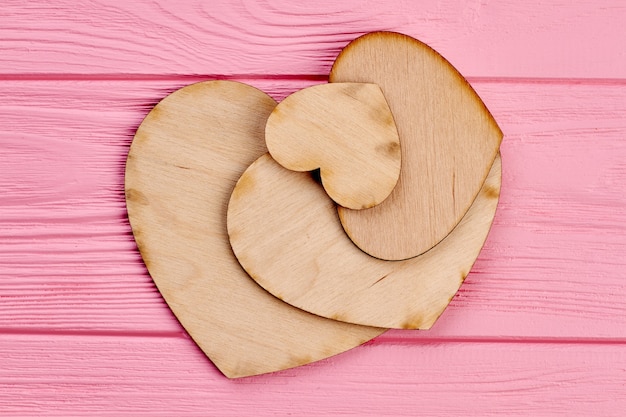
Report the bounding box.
[331,32,503,260]
[227,153,501,329]
[265,82,401,210]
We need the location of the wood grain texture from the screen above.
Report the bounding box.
[1,0,625,79]
[331,32,502,260]
[265,82,401,210]
[228,154,500,328]
[2,333,626,416]
[1,79,625,339]
[125,80,383,377]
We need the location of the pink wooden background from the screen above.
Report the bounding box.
[1,1,626,415]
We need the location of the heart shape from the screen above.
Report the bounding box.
[227,152,501,329]
[265,82,401,209]
[125,81,384,378]
[332,32,503,260]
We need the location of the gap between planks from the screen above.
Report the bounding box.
[1,74,626,86]
[2,328,626,346]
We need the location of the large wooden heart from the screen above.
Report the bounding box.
[125,81,384,379]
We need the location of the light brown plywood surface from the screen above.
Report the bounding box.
[125,80,384,378]
[331,32,503,260]
[227,152,501,329]
[265,82,401,210]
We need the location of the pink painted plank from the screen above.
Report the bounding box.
[1,79,625,339]
[1,333,625,416]
[0,78,309,333]
[1,0,625,78]
[430,79,626,340]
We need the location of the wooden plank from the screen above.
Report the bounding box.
[0,78,312,333]
[0,0,625,78]
[1,333,625,416]
[0,79,625,338]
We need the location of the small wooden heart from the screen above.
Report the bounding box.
[125,81,384,379]
[265,82,401,210]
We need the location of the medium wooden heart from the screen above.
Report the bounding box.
[331,32,503,260]
[125,81,384,378]
[227,153,501,329]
